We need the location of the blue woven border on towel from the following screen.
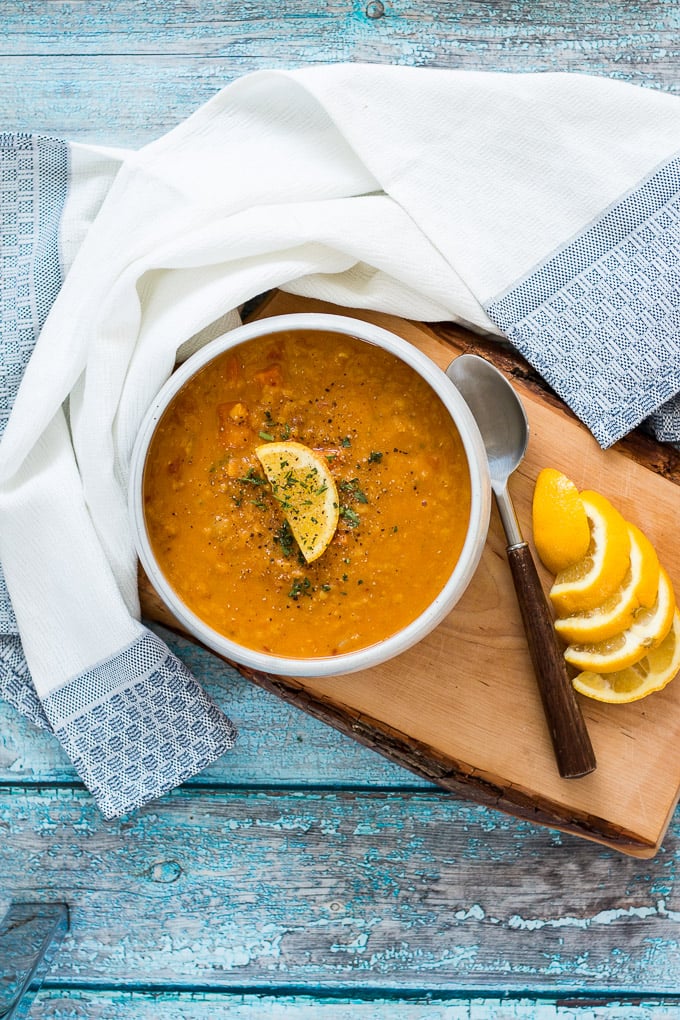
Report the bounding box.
[485,154,680,449]
[0,137,238,815]
[0,133,69,727]
[41,629,237,819]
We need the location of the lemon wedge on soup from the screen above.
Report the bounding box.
[256,441,339,563]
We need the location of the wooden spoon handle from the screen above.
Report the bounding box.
[507,542,597,779]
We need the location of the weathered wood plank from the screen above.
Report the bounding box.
[0,625,432,789]
[5,0,679,67]
[2,2,679,145]
[3,0,680,1007]
[26,990,680,1019]
[1,787,679,993]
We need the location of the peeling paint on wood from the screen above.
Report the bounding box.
[3,3,680,1015]
[0,788,679,993]
[25,990,680,1019]
[1,2,679,145]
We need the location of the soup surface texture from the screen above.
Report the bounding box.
[143,329,472,659]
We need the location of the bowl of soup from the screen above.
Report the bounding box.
[129,312,491,677]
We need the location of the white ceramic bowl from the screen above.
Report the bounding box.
[129,312,491,677]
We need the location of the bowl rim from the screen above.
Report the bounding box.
[128,312,491,677]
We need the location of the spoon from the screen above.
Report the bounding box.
[447,354,596,779]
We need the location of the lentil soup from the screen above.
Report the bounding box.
[143,329,472,659]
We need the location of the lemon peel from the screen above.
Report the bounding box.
[564,566,676,674]
[572,608,680,704]
[549,490,631,616]
[532,467,591,574]
[554,522,661,645]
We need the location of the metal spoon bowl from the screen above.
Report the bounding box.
[447,354,596,779]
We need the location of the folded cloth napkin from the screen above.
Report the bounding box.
[3,65,680,817]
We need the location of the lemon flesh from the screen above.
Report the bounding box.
[573,609,680,704]
[532,468,591,574]
[549,490,631,616]
[564,567,676,674]
[555,522,660,645]
[255,441,339,563]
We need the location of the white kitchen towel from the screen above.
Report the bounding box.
[2,65,680,816]
[0,133,237,816]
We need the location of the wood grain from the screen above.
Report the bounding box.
[138,292,680,858]
[3,3,680,145]
[1,787,679,994]
[26,992,680,1020]
[5,3,680,1013]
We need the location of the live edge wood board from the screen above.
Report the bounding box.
[139,291,680,859]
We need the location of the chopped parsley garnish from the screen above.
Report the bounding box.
[262,409,292,441]
[339,478,368,504]
[288,577,312,601]
[340,436,352,447]
[238,468,266,486]
[368,451,383,463]
[276,514,294,538]
[339,506,361,528]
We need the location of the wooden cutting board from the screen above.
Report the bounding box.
[140,291,680,858]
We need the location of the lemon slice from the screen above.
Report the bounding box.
[549,490,631,616]
[628,523,662,608]
[564,566,676,674]
[554,522,661,644]
[572,609,680,704]
[255,441,339,563]
[532,468,591,574]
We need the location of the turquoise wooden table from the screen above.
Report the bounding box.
[2,3,680,1017]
